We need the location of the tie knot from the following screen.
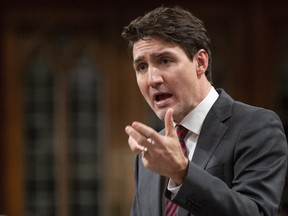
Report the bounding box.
[176,124,189,141]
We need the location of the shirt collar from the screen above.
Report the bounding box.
[179,87,219,135]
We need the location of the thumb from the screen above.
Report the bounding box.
[165,108,176,137]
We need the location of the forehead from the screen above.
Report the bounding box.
[132,37,183,62]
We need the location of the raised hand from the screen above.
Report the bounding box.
[125,108,188,184]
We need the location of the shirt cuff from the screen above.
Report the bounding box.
[167,178,182,199]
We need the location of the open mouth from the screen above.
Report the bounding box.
[154,93,172,102]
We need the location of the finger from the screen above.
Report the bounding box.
[164,108,176,137]
[139,146,149,159]
[125,124,152,148]
[131,121,161,144]
[128,136,149,158]
[127,136,144,153]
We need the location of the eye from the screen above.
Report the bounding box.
[136,63,148,73]
[161,57,171,65]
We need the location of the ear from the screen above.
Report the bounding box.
[195,49,209,76]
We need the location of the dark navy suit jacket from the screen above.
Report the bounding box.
[131,89,288,216]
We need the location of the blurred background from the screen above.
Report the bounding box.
[0,0,288,215]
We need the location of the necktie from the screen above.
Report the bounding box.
[166,125,189,216]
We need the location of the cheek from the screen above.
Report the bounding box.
[173,78,195,103]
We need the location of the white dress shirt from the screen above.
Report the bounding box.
[168,86,219,194]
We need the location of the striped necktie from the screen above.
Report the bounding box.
[166,124,189,216]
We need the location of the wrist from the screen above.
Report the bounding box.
[171,158,189,185]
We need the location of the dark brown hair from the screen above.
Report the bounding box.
[122,6,212,82]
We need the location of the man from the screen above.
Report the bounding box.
[123,6,287,216]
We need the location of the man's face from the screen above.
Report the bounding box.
[132,37,209,123]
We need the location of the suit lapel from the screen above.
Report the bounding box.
[192,89,232,168]
[192,112,228,168]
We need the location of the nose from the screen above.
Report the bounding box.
[147,66,163,87]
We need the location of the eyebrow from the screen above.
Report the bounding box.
[133,51,174,65]
[133,56,145,65]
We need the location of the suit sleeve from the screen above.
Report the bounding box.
[166,109,288,216]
